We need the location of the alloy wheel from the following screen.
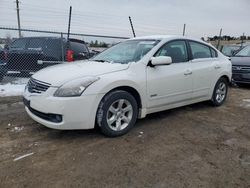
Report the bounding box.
[106,99,133,131]
[215,82,226,103]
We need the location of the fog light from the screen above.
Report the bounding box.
[55,115,62,122]
[49,114,63,123]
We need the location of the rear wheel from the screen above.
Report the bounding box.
[211,77,228,106]
[0,70,5,82]
[96,90,138,137]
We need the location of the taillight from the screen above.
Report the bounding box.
[66,50,74,62]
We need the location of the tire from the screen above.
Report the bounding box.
[96,90,138,137]
[0,71,5,82]
[20,72,30,77]
[211,77,228,106]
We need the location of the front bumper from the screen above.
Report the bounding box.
[232,72,250,84]
[23,87,105,130]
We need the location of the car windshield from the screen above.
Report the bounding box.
[221,46,240,56]
[92,39,160,64]
[235,45,250,57]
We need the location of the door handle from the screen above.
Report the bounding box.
[184,70,192,76]
[214,65,221,69]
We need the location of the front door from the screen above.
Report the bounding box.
[146,40,193,110]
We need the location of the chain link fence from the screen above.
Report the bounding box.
[0,27,128,86]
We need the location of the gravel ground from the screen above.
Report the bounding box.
[0,87,250,188]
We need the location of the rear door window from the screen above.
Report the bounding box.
[189,41,212,59]
[9,38,29,50]
[27,38,44,50]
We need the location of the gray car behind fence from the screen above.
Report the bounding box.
[0,27,128,84]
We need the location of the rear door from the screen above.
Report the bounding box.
[188,41,219,99]
[25,38,46,72]
[41,38,63,65]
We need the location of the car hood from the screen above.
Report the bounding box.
[231,56,250,66]
[32,61,129,86]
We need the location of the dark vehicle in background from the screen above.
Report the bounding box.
[231,45,250,86]
[0,37,97,81]
[0,47,6,81]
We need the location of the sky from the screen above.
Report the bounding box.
[0,0,249,42]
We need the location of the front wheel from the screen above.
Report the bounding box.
[211,77,228,106]
[96,90,138,137]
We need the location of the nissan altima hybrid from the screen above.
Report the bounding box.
[23,35,232,137]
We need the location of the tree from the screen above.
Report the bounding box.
[90,40,94,47]
[240,35,247,40]
[94,40,98,46]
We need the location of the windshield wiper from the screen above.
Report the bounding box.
[234,55,249,57]
[92,59,111,63]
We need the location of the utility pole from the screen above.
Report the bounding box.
[241,32,245,47]
[216,28,222,49]
[67,6,72,41]
[15,0,21,38]
[182,23,186,36]
[129,16,136,37]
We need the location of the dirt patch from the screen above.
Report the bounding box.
[0,87,250,188]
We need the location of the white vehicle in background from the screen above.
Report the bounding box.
[23,35,232,137]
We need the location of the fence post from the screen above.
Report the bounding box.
[129,16,136,38]
[241,32,245,47]
[61,33,65,62]
[67,6,72,42]
[182,24,186,36]
[216,28,222,49]
[15,0,22,38]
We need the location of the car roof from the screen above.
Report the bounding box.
[130,35,210,43]
[13,37,85,43]
[128,35,215,48]
[129,35,179,40]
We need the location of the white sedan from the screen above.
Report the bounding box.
[23,35,232,137]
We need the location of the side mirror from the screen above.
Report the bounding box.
[150,56,172,66]
[79,52,89,59]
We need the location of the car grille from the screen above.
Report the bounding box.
[27,78,51,94]
[232,65,250,73]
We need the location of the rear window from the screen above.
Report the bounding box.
[27,38,45,50]
[10,38,29,49]
[70,41,88,54]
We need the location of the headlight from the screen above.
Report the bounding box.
[54,76,99,97]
